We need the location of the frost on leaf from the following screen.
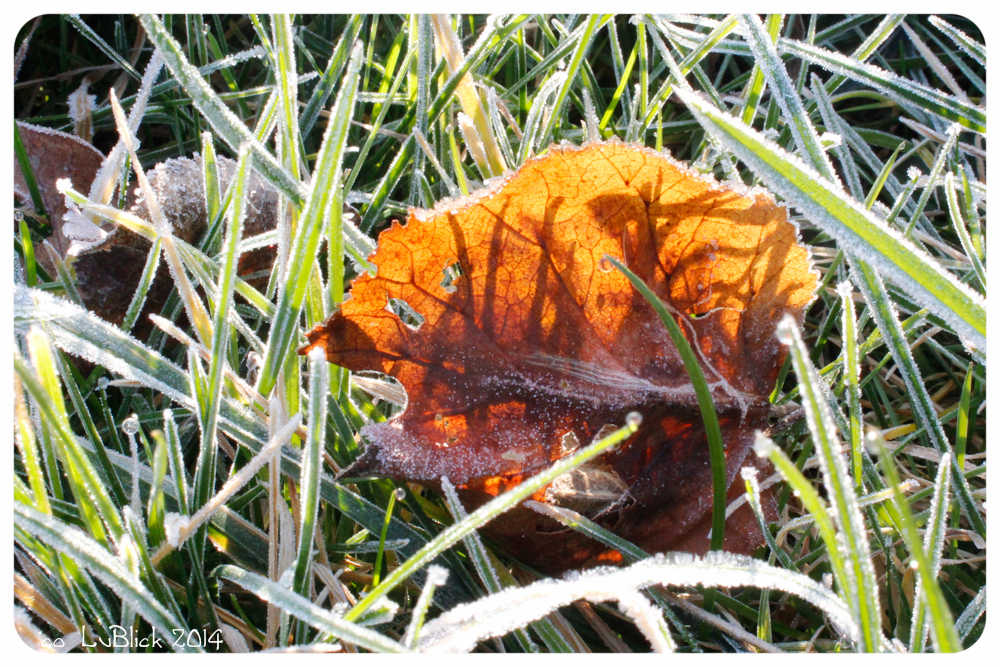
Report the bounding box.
[303,141,817,571]
[14,120,281,330]
[14,121,105,269]
[73,155,280,328]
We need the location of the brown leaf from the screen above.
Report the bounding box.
[14,121,281,329]
[73,155,281,327]
[303,141,816,572]
[14,121,106,264]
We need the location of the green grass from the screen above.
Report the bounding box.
[13,14,985,652]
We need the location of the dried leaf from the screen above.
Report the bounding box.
[305,141,816,571]
[14,120,280,327]
[75,155,280,327]
[14,121,105,263]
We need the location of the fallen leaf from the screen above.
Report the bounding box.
[14,121,106,266]
[304,141,816,572]
[14,122,280,329]
[73,154,281,327]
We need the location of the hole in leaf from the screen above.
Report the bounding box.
[440,261,463,293]
[387,298,425,330]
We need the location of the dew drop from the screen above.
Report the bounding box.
[122,414,139,435]
[863,430,882,455]
[97,377,110,390]
[246,350,263,382]
[775,318,795,345]
[394,488,406,501]
[753,432,775,457]
[625,411,642,429]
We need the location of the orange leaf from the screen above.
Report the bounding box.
[304,141,816,571]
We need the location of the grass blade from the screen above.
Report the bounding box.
[838,283,865,490]
[55,353,128,508]
[403,566,448,648]
[161,409,190,514]
[752,433,851,620]
[955,586,986,641]
[292,349,329,602]
[215,565,409,652]
[64,14,140,81]
[13,374,51,515]
[201,133,222,246]
[120,238,162,334]
[866,432,960,652]
[300,17,364,137]
[782,38,985,134]
[538,14,604,148]
[944,172,986,293]
[903,125,960,237]
[775,316,883,652]
[605,256,727,552]
[811,15,906,104]
[909,452,953,652]
[738,14,837,182]
[928,16,985,67]
[17,329,123,544]
[272,14,303,180]
[256,41,363,397]
[739,15,781,126]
